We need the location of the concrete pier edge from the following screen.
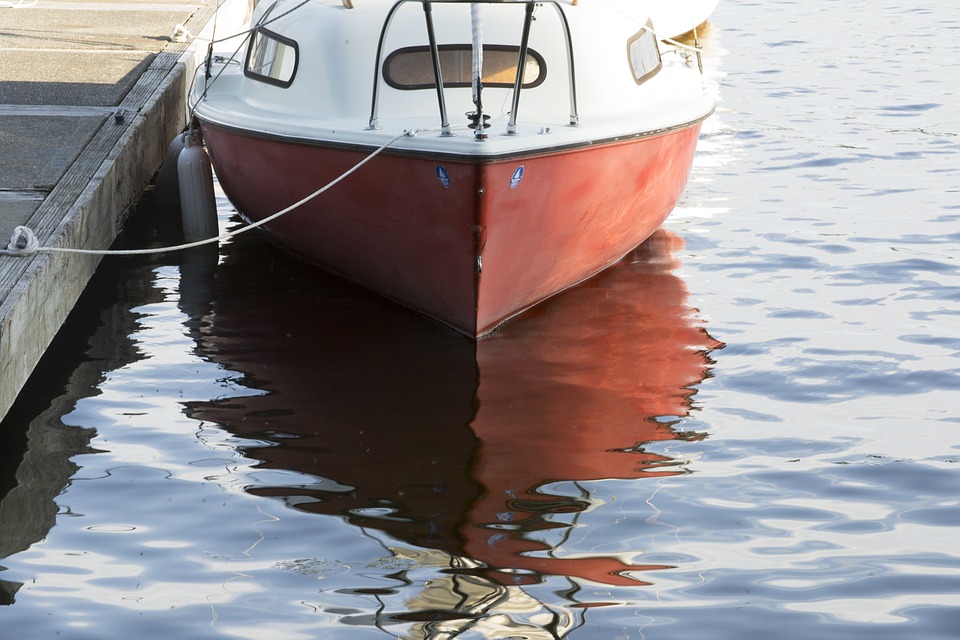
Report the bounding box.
[0,0,251,422]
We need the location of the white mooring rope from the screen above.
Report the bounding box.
[2,130,415,258]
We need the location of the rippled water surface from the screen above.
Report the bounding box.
[2,0,959,637]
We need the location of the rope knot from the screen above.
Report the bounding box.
[5,226,40,256]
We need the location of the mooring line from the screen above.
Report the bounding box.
[1,130,416,258]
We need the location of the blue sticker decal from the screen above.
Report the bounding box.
[436,165,450,189]
[510,165,524,189]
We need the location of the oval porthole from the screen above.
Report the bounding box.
[384,44,546,91]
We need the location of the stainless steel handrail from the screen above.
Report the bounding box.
[367,0,579,134]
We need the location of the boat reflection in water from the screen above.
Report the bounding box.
[183,225,721,635]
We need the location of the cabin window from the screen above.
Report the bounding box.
[626,21,661,84]
[383,45,546,90]
[245,27,299,88]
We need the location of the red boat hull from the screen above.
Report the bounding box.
[201,122,703,336]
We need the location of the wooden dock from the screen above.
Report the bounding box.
[0,0,248,423]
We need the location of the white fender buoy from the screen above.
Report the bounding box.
[178,130,219,242]
[153,133,185,209]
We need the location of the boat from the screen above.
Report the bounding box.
[190,0,716,336]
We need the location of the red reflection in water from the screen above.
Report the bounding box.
[185,228,721,587]
[468,230,720,585]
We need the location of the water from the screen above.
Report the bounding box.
[2,0,960,637]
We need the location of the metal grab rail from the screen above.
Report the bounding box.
[505,1,534,135]
[367,0,579,134]
[422,2,453,136]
